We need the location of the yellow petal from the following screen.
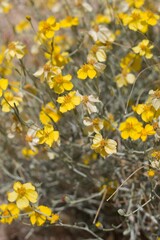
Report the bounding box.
[16,197,29,209]
[8,191,18,202]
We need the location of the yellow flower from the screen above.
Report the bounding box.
[125,0,145,8]
[57,91,81,113]
[120,52,142,72]
[5,41,26,61]
[147,169,155,177]
[0,203,19,224]
[144,11,159,26]
[48,74,73,94]
[15,20,30,33]
[36,124,59,147]
[132,104,155,122]
[39,102,61,125]
[119,117,143,140]
[45,44,69,67]
[151,151,160,160]
[95,14,111,24]
[1,91,22,112]
[119,9,148,33]
[48,213,59,224]
[0,78,8,97]
[132,40,153,59]
[95,221,103,229]
[0,0,12,13]
[29,205,52,226]
[38,16,59,39]
[91,133,117,158]
[77,63,97,80]
[60,16,79,28]
[22,147,38,158]
[140,124,155,141]
[7,182,38,209]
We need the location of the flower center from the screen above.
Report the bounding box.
[140,44,147,51]
[55,75,63,84]
[8,43,16,50]
[64,95,71,104]
[100,139,106,147]
[82,96,89,104]
[154,90,160,98]
[42,22,51,32]
[17,187,26,197]
[44,64,51,72]
[132,13,140,21]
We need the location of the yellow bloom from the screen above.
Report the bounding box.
[0,203,19,224]
[77,63,97,80]
[120,52,142,72]
[151,151,160,160]
[45,45,69,67]
[132,104,155,122]
[5,41,26,61]
[7,182,38,209]
[119,117,143,140]
[140,124,155,141]
[0,78,8,97]
[144,11,159,26]
[29,205,52,226]
[125,0,145,8]
[15,20,30,33]
[57,91,81,113]
[60,16,79,28]
[95,14,111,24]
[38,16,59,39]
[48,74,73,94]
[36,124,59,147]
[1,91,22,112]
[0,0,12,13]
[22,147,38,158]
[119,9,148,33]
[147,169,155,177]
[39,102,61,125]
[91,133,117,158]
[95,221,103,229]
[132,40,153,59]
[48,213,59,224]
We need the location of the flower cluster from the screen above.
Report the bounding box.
[0,182,59,226]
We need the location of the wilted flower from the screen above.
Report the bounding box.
[5,41,26,61]
[78,93,101,114]
[148,89,160,110]
[91,133,117,158]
